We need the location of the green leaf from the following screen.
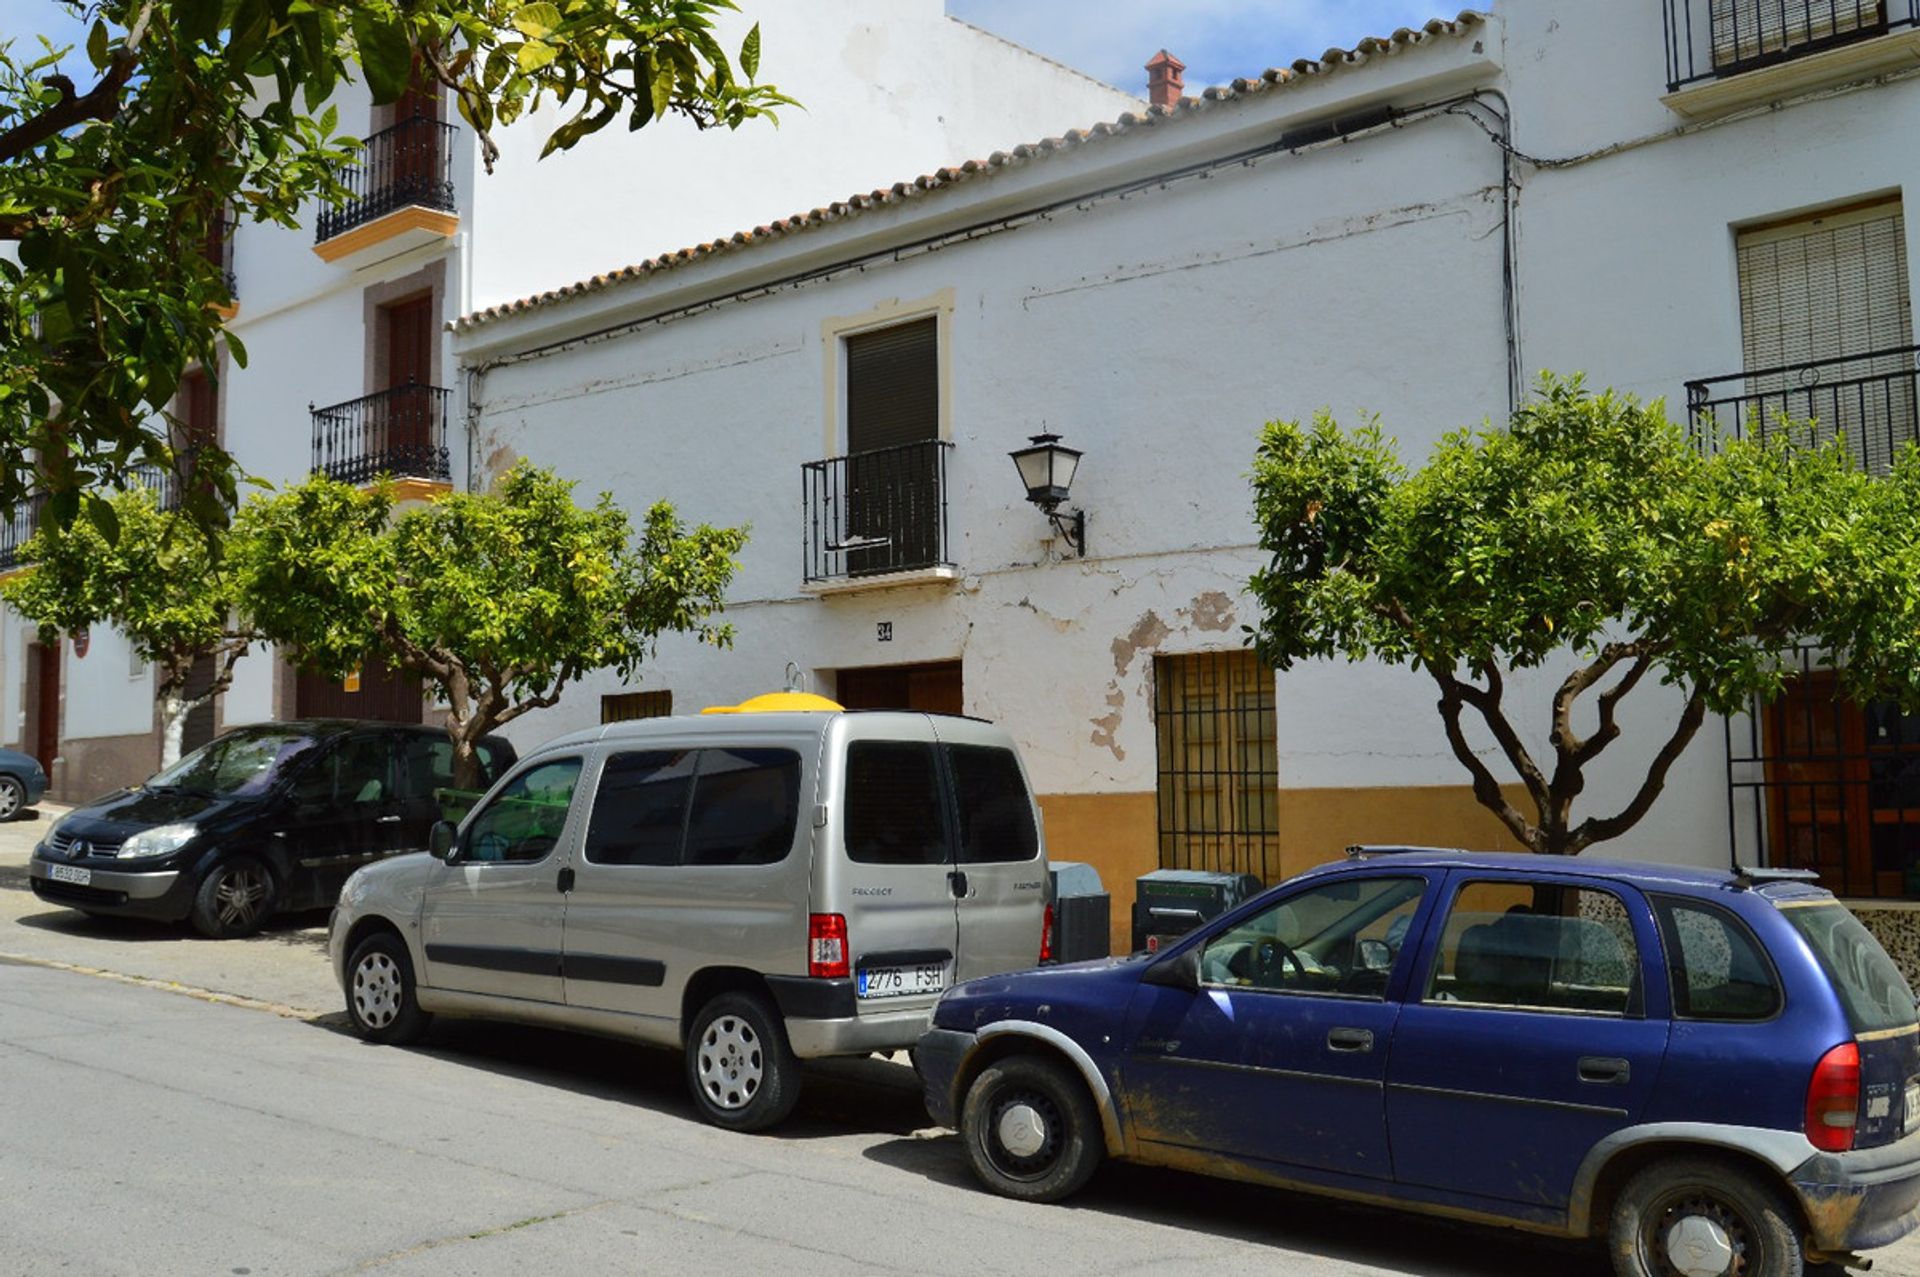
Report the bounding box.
[86,20,108,70]
[511,2,564,39]
[319,103,338,135]
[175,0,223,45]
[739,23,760,79]
[516,40,558,73]
[86,495,120,547]
[350,8,413,103]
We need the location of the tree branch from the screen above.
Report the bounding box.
[1567,689,1708,852]
[1428,665,1539,851]
[1452,664,1551,812]
[0,2,157,165]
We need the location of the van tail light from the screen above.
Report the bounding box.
[1805,1041,1861,1153]
[808,913,849,979]
[1040,903,1055,963]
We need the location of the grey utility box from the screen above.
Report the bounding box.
[1130,868,1264,953]
[1046,860,1112,964]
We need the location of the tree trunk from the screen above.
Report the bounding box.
[448,715,488,793]
[158,692,188,769]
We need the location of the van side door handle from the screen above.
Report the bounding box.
[1578,1056,1630,1085]
[1326,1027,1374,1053]
[947,870,969,899]
[557,867,575,894]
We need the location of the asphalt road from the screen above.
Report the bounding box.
[4,805,1920,1276]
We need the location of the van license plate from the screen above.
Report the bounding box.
[48,864,90,886]
[857,964,946,1000]
[1906,1080,1920,1133]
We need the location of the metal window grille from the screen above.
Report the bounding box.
[314,115,457,243]
[1664,0,1915,89]
[310,382,452,485]
[802,440,953,582]
[602,690,674,723]
[1726,646,1920,899]
[1153,649,1278,884]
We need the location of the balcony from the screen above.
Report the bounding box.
[311,383,453,495]
[1687,343,1920,472]
[205,208,237,319]
[802,440,957,592]
[313,117,458,267]
[0,495,45,573]
[1663,0,1920,114]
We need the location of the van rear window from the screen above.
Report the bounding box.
[1781,903,1918,1034]
[948,746,1038,865]
[845,742,949,866]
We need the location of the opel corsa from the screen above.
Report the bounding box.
[918,849,1920,1277]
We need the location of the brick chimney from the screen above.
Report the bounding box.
[1145,49,1186,109]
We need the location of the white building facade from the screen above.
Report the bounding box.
[448,1,1920,953]
[0,0,1138,801]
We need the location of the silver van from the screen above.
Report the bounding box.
[326,705,1050,1130]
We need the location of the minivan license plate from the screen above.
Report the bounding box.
[857,964,945,1000]
[48,864,90,886]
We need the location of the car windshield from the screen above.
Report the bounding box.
[146,729,327,799]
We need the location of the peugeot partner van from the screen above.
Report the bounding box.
[328,697,1050,1130]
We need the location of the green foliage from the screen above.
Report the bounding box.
[236,464,745,780]
[0,1,791,528]
[1248,374,1909,853]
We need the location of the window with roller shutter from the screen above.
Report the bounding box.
[840,318,948,576]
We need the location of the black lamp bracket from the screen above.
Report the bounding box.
[1046,507,1087,557]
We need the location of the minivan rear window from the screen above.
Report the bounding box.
[948,745,1038,865]
[1781,902,1918,1034]
[845,742,949,866]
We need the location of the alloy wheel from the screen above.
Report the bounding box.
[211,863,271,931]
[0,778,23,819]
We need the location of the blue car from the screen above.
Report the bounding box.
[917,849,1920,1277]
[0,745,48,819]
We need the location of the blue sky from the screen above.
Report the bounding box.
[946,1,1459,96]
[0,2,1454,93]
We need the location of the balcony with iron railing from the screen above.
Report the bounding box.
[1686,343,1920,472]
[204,208,237,316]
[0,495,46,572]
[313,116,458,263]
[802,439,956,589]
[310,382,453,489]
[1663,0,1920,110]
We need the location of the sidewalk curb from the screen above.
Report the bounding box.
[0,949,330,1021]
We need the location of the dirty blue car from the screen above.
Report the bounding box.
[917,850,1920,1277]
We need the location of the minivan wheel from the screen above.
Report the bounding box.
[1608,1155,1803,1277]
[961,1054,1103,1203]
[686,992,800,1132]
[345,931,432,1045]
[188,856,278,939]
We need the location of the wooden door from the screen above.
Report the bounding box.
[391,77,441,194]
[383,295,435,467]
[1764,672,1871,896]
[295,664,423,724]
[30,641,58,775]
[844,319,940,574]
[835,661,962,716]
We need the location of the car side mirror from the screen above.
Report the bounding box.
[429,821,457,863]
[1357,938,1393,972]
[1141,945,1201,993]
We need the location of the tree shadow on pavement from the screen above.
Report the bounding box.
[860,1136,1610,1277]
[10,904,331,949]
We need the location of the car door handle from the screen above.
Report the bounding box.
[1578,1056,1631,1085]
[556,867,575,894]
[1326,1027,1374,1053]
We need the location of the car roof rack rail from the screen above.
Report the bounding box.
[1344,845,1470,860]
[1729,864,1822,890]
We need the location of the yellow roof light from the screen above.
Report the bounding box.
[701,691,845,715]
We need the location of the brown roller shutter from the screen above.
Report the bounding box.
[846,318,938,454]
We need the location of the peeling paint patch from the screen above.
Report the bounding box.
[1012,596,1075,634]
[1111,610,1170,677]
[1187,592,1235,633]
[1090,687,1126,762]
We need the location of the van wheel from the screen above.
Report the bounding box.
[686,992,800,1132]
[345,931,432,1045]
[188,856,277,938]
[961,1054,1103,1202]
[1608,1155,1803,1277]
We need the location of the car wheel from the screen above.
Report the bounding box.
[187,856,278,939]
[345,931,432,1044]
[685,991,800,1132]
[960,1054,1104,1203]
[0,774,26,821]
[1609,1155,1804,1277]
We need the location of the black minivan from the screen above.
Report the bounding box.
[28,721,516,937]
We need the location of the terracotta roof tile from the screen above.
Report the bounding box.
[452,11,1485,334]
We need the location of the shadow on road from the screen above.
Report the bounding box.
[859,1135,1609,1277]
[8,905,331,949]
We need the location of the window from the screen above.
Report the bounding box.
[841,317,943,575]
[948,745,1038,865]
[602,690,672,724]
[463,757,581,864]
[845,741,949,866]
[1736,199,1913,473]
[1781,901,1918,1033]
[295,734,394,807]
[1154,650,1277,883]
[1426,882,1641,1015]
[1200,877,1426,999]
[396,735,503,801]
[683,749,801,866]
[1711,0,1884,71]
[585,750,695,866]
[1652,897,1780,1020]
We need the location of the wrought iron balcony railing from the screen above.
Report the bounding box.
[310,382,452,485]
[315,116,457,243]
[203,207,237,303]
[0,495,45,571]
[1686,343,1920,473]
[1664,0,1918,90]
[802,439,954,583]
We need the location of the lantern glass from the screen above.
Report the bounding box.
[1009,434,1082,508]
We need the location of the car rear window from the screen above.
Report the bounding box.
[947,745,1038,865]
[1651,896,1780,1021]
[1427,881,1641,1016]
[683,749,801,867]
[1781,902,1918,1034]
[845,742,949,866]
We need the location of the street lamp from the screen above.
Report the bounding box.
[1009,432,1086,557]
